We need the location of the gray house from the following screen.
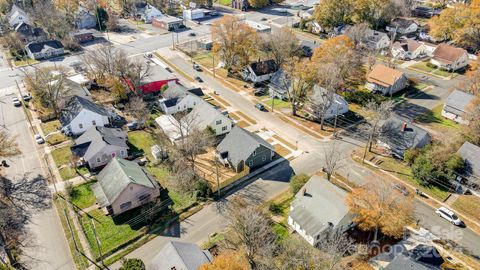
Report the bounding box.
[456,142,480,190]
[71,126,129,169]
[75,7,97,29]
[217,126,274,172]
[378,116,431,158]
[441,90,475,124]
[371,244,444,270]
[150,241,213,270]
[288,175,353,246]
[184,101,233,136]
[26,40,64,60]
[93,157,163,215]
[269,69,291,100]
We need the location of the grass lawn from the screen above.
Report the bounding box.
[70,181,97,209]
[45,133,68,145]
[218,0,232,5]
[415,104,459,136]
[265,98,291,110]
[452,195,480,223]
[410,61,436,73]
[80,209,144,259]
[40,120,61,134]
[127,130,160,160]
[13,57,39,66]
[51,146,89,180]
[193,52,215,70]
[413,82,429,91]
[433,68,453,77]
[145,165,169,184]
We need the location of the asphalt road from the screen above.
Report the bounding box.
[0,93,74,270]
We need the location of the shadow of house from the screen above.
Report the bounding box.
[455,142,480,192]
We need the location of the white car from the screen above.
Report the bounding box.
[12,97,21,106]
[435,207,463,226]
[34,134,45,144]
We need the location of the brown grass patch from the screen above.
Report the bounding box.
[274,144,291,157]
[236,111,257,125]
[278,115,323,139]
[452,195,480,224]
[237,121,250,128]
[272,135,296,150]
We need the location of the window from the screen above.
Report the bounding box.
[138,194,151,202]
[252,150,256,156]
[120,201,132,210]
[222,126,227,131]
[248,160,253,167]
[262,155,266,161]
[92,120,96,125]
[184,104,186,109]
[96,157,101,163]
[120,150,125,156]
[79,123,83,129]
[216,120,222,125]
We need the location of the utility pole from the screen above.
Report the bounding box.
[171,32,175,50]
[271,97,275,113]
[212,53,215,78]
[15,79,33,132]
[92,219,109,269]
[215,161,220,197]
[332,105,339,139]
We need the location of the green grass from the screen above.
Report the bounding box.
[218,0,232,5]
[70,181,97,209]
[169,190,197,211]
[273,222,289,240]
[192,52,215,70]
[51,146,89,180]
[410,61,436,73]
[13,57,39,66]
[80,209,144,259]
[264,98,291,110]
[40,120,61,134]
[45,133,68,145]
[145,165,169,184]
[413,82,428,91]
[127,130,160,160]
[416,104,459,129]
[433,68,453,77]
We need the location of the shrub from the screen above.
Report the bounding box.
[119,258,145,270]
[268,202,283,215]
[403,148,420,165]
[426,62,437,69]
[343,90,387,106]
[290,173,310,194]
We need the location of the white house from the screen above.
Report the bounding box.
[363,29,390,51]
[386,18,418,35]
[155,115,188,143]
[242,60,278,84]
[306,85,349,120]
[288,175,353,246]
[138,4,162,23]
[392,40,426,60]
[26,40,64,60]
[60,95,111,136]
[75,7,97,29]
[182,8,211,20]
[430,44,469,71]
[7,4,29,27]
[242,20,271,34]
[157,84,202,115]
[184,101,233,136]
[441,90,475,124]
[366,64,408,95]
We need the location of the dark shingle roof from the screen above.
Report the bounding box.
[269,69,291,94]
[150,241,213,270]
[217,126,273,166]
[443,90,475,116]
[250,59,277,76]
[26,40,63,53]
[379,116,430,156]
[374,244,444,270]
[72,126,128,161]
[457,142,480,183]
[60,95,109,126]
[389,18,417,29]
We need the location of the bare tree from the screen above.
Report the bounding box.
[322,141,344,181]
[125,95,149,124]
[284,57,318,116]
[30,1,71,39]
[222,197,277,270]
[0,131,20,158]
[274,235,324,270]
[316,231,357,270]
[362,100,395,161]
[0,32,23,53]
[344,22,369,49]
[262,27,300,68]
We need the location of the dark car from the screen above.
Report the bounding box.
[195,76,203,82]
[22,94,32,101]
[193,63,202,71]
[188,32,197,37]
[254,88,267,96]
[392,183,409,196]
[255,103,266,111]
[127,121,143,131]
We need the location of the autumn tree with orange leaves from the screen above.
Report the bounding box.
[311,36,364,89]
[346,179,414,242]
[199,251,249,270]
[212,16,260,74]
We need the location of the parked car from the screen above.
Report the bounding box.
[254,88,267,96]
[188,32,197,37]
[255,103,266,111]
[127,121,143,131]
[22,94,32,101]
[12,97,21,106]
[34,134,45,144]
[193,63,202,71]
[392,183,409,196]
[144,53,153,58]
[435,207,464,226]
[195,76,203,82]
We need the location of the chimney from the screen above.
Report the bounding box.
[303,188,307,196]
[401,122,407,132]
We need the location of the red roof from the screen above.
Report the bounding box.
[125,78,179,94]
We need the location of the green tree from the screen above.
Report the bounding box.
[290,173,310,194]
[119,258,145,270]
[248,0,268,8]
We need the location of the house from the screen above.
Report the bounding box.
[288,175,353,246]
[242,20,271,34]
[455,142,480,191]
[430,44,469,71]
[242,60,278,84]
[92,157,163,215]
[231,0,249,10]
[386,18,418,35]
[422,42,437,57]
[152,16,184,31]
[441,90,475,124]
[182,8,213,20]
[269,69,291,100]
[25,40,64,60]
[155,115,188,143]
[366,64,408,95]
[371,243,445,270]
[184,102,233,136]
[217,126,274,172]
[71,126,129,169]
[70,29,95,43]
[157,84,203,115]
[150,241,213,270]
[378,116,431,158]
[60,95,111,136]
[14,22,46,43]
[136,4,162,23]
[75,7,97,29]
[8,4,29,27]
[363,29,390,51]
[392,40,426,60]
[305,85,349,120]
[412,6,441,18]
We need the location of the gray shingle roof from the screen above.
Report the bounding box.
[185,101,228,131]
[94,158,158,207]
[379,116,431,156]
[72,126,128,161]
[289,175,350,236]
[389,18,417,30]
[216,126,273,166]
[60,95,109,126]
[150,241,212,270]
[269,69,291,94]
[249,59,277,76]
[457,141,480,184]
[26,40,63,53]
[443,90,475,116]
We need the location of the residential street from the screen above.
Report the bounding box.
[0,93,74,270]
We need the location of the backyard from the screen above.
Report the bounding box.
[415,104,459,137]
[127,129,160,160]
[69,181,97,210]
[40,120,68,145]
[51,145,89,180]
